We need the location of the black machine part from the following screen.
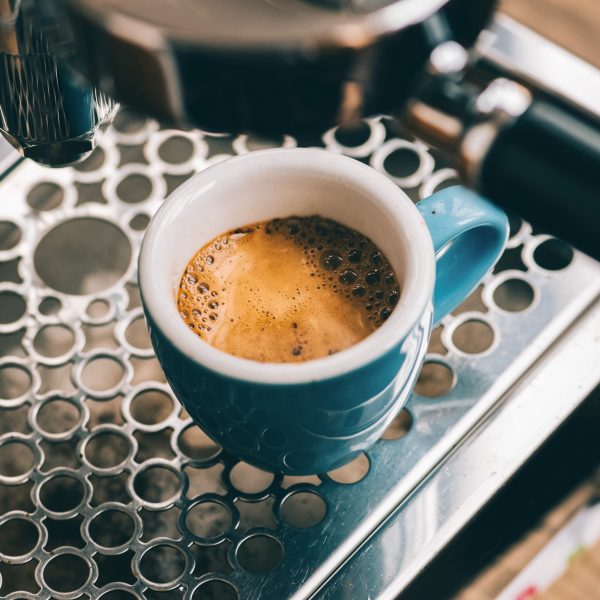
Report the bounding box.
[480,99,600,260]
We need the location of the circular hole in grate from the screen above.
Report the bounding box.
[382,408,413,440]
[0,440,34,477]
[99,591,138,600]
[0,258,22,285]
[237,534,283,573]
[0,220,22,250]
[89,508,135,548]
[452,319,495,354]
[280,491,326,528]
[43,553,90,593]
[334,121,371,147]
[229,462,274,495]
[87,299,110,319]
[235,498,276,532]
[82,357,125,392]
[33,325,75,358]
[39,296,62,315]
[533,238,574,271]
[125,316,151,350]
[27,182,64,211]
[133,465,181,504]
[74,146,105,172]
[0,291,26,324]
[193,579,238,600]
[85,431,131,469]
[40,475,84,512]
[493,278,535,312]
[139,544,186,585]
[327,453,370,484]
[34,217,131,295]
[178,425,221,461]
[158,136,194,163]
[130,389,174,426]
[113,109,146,133]
[494,246,527,274]
[0,364,32,400]
[383,147,420,178]
[414,361,454,397]
[185,500,232,540]
[129,213,150,231]
[37,398,81,434]
[116,174,153,203]
[0,517,39,556]
[244,134,285,151]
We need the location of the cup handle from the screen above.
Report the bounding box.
[417,186,509,325]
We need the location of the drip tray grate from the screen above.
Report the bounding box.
[0,110,599,600]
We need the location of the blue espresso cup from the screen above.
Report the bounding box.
[139,149,507,474]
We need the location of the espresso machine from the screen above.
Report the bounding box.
[1,3,600,599]
[1,0,599,259]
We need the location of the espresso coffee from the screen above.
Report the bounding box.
[177,216,400,363]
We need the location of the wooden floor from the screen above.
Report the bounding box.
[501,0,600,67]
[457,471,600,599]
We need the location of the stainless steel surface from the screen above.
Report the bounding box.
[0,0,115,166]
[1,105,599,599]
[479,15,600,119]
[321,298,600,600]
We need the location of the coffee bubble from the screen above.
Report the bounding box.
[339,269,357,285]
[320,250,343,271]
[365,270,380,285]
[176,215,401,362]
[371,251,383,266]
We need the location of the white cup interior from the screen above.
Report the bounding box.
[139,148,434,384]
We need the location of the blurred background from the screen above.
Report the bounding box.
[0,0,598,599]
[502,0,599,67]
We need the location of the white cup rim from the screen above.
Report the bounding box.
[139,148,435,384]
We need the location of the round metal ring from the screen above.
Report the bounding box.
[371,139,434,188]
[322,117,386,158]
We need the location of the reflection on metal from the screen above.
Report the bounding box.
[479,15,600,118]
[0,107,599,599]
[321,299,600,600]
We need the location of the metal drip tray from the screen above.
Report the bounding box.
[1,35,600,599]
